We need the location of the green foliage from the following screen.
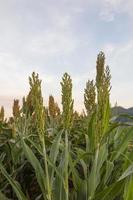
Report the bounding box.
[0,162,28,200]
[0,52,133,200]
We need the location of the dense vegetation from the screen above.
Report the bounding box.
[0,52,133,200]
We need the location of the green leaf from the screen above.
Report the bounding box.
[21,139,47,199]
[0,191,9,200]
[102,96,110,135]
[88,143,108,199]
[113,127,133,160]
[0,162,28,200]
[95,180,124,200]
[53,131,69,200]
[49,131,62,186]
[87,112,96,152]
[104,161,114,184]
[119,165,133,181]
[124,176,133,200]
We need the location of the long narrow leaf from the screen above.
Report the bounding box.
[21,139,47,199]
[0,162,27,200]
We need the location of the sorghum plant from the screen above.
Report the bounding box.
[12,99,20,118]
[95,52,111,144]
[0,106,4,122]
[84,80,96,116]
[61,73,74,130]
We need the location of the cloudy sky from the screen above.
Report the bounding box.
[0,0,133,116]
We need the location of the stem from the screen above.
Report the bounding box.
[65,130,69,200]
[42,137,51,200]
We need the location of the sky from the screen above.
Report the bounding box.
[0,0,133,117]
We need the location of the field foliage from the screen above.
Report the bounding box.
[0,52,133,200]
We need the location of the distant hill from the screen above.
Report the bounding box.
[111,106,133,122]
[112,106,133,116]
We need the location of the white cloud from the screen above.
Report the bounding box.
[28,31,78,58]
[99,0,133,21]
[0,51,55,96]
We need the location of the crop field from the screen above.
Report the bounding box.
[0,52,133,200]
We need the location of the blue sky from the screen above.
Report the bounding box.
[0,0,133,116]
